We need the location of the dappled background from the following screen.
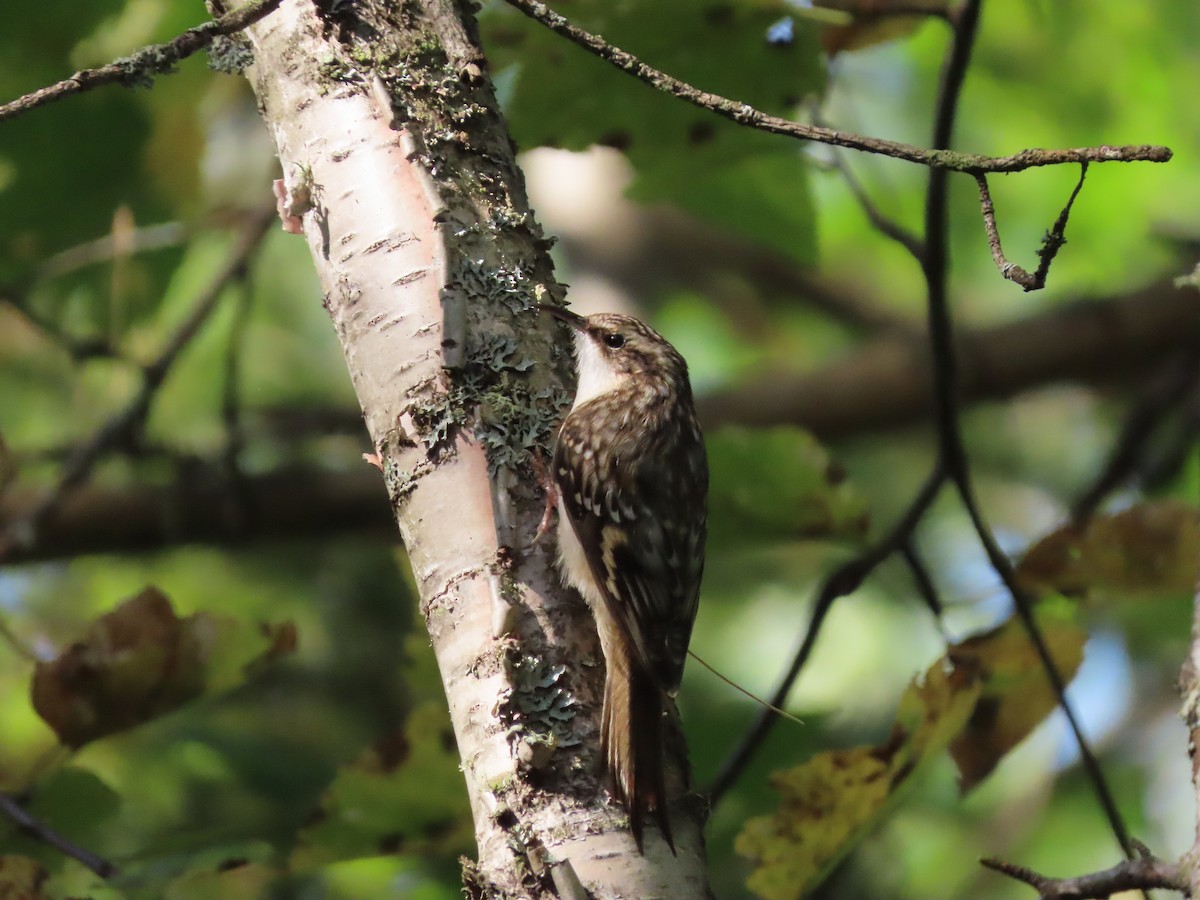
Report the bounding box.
[1,1,1198,898]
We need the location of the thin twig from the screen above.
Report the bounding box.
[0,0,281,123]
[0,792,118,878]
[500,0,1171,173]
[0,206,275,562]
[707,467,946,805]
[975,165,1088,291]
[902,541,945,623]
[823,149,926,262]
[37,221,189,281]
[1072,351,1200,522]
[1178,522,1200,899]
[980,850,1186,899]
[920,0,1138,866]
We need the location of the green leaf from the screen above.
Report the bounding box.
[707,426,869,546]
[2,768,120,873]
[290,704,472,870]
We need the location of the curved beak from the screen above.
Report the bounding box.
[536,303,587,331]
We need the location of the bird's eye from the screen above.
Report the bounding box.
[604,332,626,349]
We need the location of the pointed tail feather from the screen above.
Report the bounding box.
[601,662,674,853]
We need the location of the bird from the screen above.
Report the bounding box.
[542,304,708,852]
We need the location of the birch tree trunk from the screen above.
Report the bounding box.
[233,0,711,894]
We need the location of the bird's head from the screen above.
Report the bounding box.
[541,306,689,409]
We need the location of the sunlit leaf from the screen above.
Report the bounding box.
[736,655,980,899]
[708,426,869,545]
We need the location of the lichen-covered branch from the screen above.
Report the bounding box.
[975,165,1088,291]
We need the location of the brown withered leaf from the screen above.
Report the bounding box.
[947,598,1086,791]
[32,586,296,748]
[816,0,950,56]
[1017,500,1200,604]
[0,855,49,900]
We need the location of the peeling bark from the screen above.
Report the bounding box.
[238,0,711,895]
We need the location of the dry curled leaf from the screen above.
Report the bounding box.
[31,586,296,748]
[1017,500,1200,603]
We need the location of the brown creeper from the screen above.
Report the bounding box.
[544,305,708,852]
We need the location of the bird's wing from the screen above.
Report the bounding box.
[555,417,706,691]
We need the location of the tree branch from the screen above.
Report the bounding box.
[980,850,1186,899]
[500,0,1170,173]
[975,165,1088,291]
[0,0,281,124]
[699,279,1200,438]
[0,207,274,562]
[0,468,393,564]
[0,792,117,879]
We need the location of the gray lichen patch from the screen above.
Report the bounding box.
[497,648,580,764]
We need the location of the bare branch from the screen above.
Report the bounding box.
[0,792,117,879]
[0,0,281,123]
[920,0,1136,864]
[975,165,1088,291]
[0,206,274,563]
[980,850,1186,899]
[500,0,1170,173]
[0,467,392,565]
[700,279,1200,438]
[708,467,945,805]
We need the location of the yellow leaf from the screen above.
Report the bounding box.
[737,657,980,900]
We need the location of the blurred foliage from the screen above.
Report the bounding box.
[481,0,827,263]
[0,0,1197,898]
